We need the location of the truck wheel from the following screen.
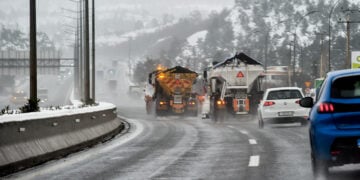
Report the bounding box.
[155,110,163,117]
[146,102,152,115]
[217,110,226,122]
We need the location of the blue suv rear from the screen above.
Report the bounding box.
[300,69,360,177]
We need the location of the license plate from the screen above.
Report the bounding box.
[357,139,360,148]
[174,95,182,104]
[278,111,294,116]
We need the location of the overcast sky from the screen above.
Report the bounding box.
[0,0,234,54]
[0,0,234,28]
[0,0,234,41]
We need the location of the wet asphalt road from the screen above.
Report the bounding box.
[6,100,360,180]
[5,61,360,179]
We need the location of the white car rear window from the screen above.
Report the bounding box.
[267,90,302,100]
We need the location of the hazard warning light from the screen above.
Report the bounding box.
[236,71,244,78]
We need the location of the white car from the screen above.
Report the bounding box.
[257,87,309,128]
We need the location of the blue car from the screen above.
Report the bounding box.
[300,68,360,177]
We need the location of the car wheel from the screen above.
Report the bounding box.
[311,153,329,179]
[301,119,308,126]
[258,114,264,129]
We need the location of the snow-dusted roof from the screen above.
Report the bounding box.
[213,52,262,69]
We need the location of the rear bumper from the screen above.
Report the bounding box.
[186,105,197,111]
[261,108,308,120]
[312,123,360,165]
[265,117,307,124]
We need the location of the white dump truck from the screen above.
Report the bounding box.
[203,53,264,120]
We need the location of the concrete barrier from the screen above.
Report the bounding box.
[0,103,124,176]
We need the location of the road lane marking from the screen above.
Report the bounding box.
[249,139,257,145]
[227,126,248,135]
[111,157,122,160]
[240,130,248,135]
[248,155,260,167]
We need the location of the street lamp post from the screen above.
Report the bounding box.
[292,10,319,86]
[65,0,81,99]
[328,0,342,72]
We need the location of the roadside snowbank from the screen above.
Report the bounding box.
[0,102,116,124]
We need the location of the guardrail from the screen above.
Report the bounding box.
[0,103,124,176]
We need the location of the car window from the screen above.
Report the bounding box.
[317,76,327,101]
[266,90,302,100]
[331,75,360,98]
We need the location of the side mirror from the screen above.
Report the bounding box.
[299,97,314,108]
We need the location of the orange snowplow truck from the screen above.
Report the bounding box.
[148,66,198,116]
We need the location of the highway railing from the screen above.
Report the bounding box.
[0,102,124,176]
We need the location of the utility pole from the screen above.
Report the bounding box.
[264,31,269,89]
[288,44,292,87]
[84,0,91,104]
[29,0,37,110]
[79,0,84,101]
[328,0,342,72]
[293,33,296,86]
[338,10,360,69]
[316,32,327,77]
[91,0,95,104]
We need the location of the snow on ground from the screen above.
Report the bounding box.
[97,21,178,46]
[0,77,117,124]
[0,102,116,124]
[187,30,207,46]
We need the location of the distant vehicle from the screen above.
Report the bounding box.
[263,66,290,88]
[108,80,117,90]
[148,66,198,116]
[10,90,28,105]
[128,85,143,98]
[38,89,49,104]
[257,87,309,128]
[300,69,360,177]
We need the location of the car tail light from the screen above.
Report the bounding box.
[159,101,167,105]
[188,101,196,105]
[331,150,341,156]
[263,101,275,106]
[318,103,334,113]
